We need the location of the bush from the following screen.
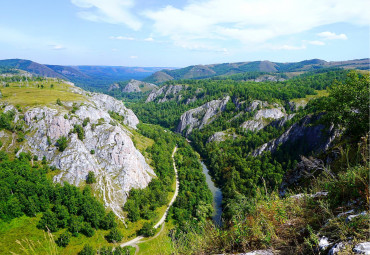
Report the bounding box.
[81,222,95,237]
[56,136,68,152]
[105,227,123,243]
[86,171,96,184]
[56,98,62,106]
[73,124,85,140]
[100,211,117,230]
[55,231,71,247]
[138,222,155,237]
[78,244,95,255]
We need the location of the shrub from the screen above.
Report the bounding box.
[56,98,62,106]
[105,227,123,243]
[78,244,95,255]
[55,231,71,247]
[56,136,68,152]
[81,222,95,237]
[138,222,155,237]
[86,171,96,184]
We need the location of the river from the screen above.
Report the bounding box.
[201,161,223,226]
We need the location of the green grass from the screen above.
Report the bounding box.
[290,89,328,105]
[137,222,175,255]
[0,80,85,107]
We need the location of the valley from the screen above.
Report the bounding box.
[0,60,369,255]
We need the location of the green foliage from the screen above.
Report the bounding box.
[138,222,155,237]
[73,124,85,140]
[317,71,369,137]
[108,111,125,124]
[100,211,117,230]
[172,145,213,232]
[55,230,71,247]
[105,227,123,243]
[56,136,68,152]
[123,124,178,222]
[86,171,96,184]
[82,117,90,127]
[56,98,62,106]
[130,70,348,129]
[78,244,95,255]
[0,110,15,131]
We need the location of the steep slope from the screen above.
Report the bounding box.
[0,78,153,221]
[176,96,230,136]
[0,59,65,78]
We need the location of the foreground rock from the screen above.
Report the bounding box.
[15,86,153,221]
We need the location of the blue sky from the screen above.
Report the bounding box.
[0,0,369,67]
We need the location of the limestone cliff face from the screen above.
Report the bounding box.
[241,100,287,132]
[13,87,153,222]
[252,114,338,157]
[176,96,230,136]
[123,79,157,93]
[146,84,185,103]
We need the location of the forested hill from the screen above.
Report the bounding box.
[0,59,169,89]
[144,58,369,84]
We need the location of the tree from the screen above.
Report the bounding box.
[100,211,117,230]
[73,124,85,140]
[325,71,369,137]
[37,209,59,232]
[78,244,95,255]
[86,171,96,184]
[81,222,95,237]
[105,227,123,243]
[56,230,71,247]
[56,136,68,152]
[138,222,155,237]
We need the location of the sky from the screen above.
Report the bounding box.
[0,0,369,67]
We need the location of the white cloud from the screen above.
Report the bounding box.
[71,0,142,30]
[50,44,66,50]
[144,37,154,42]
[308,40,326,46]
[130,55,138,59]
[317,31,348,40]
[144,0,369,49]
[270,44,307,50]
[109,36,135,40]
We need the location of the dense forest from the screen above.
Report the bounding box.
[0,151,120,247]
[129,69,349,129]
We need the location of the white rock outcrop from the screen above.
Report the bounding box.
[176,96,230,136]
[241,101,286,132]
[146,84,185,103]
[122,79,157,93]
[16,86,153,221]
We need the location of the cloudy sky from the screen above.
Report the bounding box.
[0,0,369,67]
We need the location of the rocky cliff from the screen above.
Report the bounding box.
[2,84,154,222]
[240,100,287,132]
[252,114,338,157]
[146,84,186,103]
[176,96,230,136]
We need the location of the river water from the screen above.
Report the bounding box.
[201,161,223,226]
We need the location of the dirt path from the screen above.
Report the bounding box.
[120,146,179,251]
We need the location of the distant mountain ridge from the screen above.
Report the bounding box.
[144,58,369,84]
[0,59,171,89]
